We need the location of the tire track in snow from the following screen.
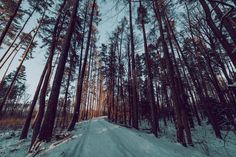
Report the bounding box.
[65,119,92,157]
[98,120,136,157]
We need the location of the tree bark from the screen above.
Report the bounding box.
[208,1,236,45]
[153,0,186,146]
[0,2,38,65]
[129,0,139,129]
[199,0,236,67]
[37,0,79,141]
[20,59,47,140]
[0,0,23,47]
[68,0,96,131]
[139,0,159,136]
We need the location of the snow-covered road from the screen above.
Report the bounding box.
[0,117,217,157]
[53,118,205,157]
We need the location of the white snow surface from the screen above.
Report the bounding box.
[0,117,236,157]
[228,81,236,88]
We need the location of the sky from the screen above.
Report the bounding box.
[0,0,128,98]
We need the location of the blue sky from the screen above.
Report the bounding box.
[0,0,127,98]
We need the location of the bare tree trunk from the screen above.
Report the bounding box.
[201,42,236,131]
[37,0,79,141]
[0,28,35,70]
[129,0,139,129]
[116,27,124,123]
[0,44,21,83]
[165,18,193,145]
[62,54,73,128]
[139,0,159,136]
[121,80,126,125]
[20,59,48,140]
[0,0,23,47]
[199,0,236,67]
[153,0,186,146]
[127,40,132,126]
[68,0,96,131]
[0,2,38,65]
[208,1,236,45]
[27,0,67,143]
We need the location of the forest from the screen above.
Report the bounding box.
[0,0,236,156]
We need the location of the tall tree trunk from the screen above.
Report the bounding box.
[0,27,35,70]
[83,48,93,121]
[37,0,79,141]
[153,0,186,146]
[116,27,124,123]
[129,0,139,129]
[0,44,21,83]
[165,17,193,145]
[127,40,133,126]
[62,54,73,128]
[78,0,89,77]
[0,0,23,47]
[121,80,126,124]
[139,0,159,136]
[208,1,236,45]
[199,0,236,67]
[20,59,47,140]
[25,0,67,142]
[0,2,38,65]
[87,45,95,119]
[201,42,236,131]
[68,0,96,131]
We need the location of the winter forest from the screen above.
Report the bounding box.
[0,0,236,156]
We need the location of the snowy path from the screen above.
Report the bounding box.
[1,117,235,157]
[54,118,205,157]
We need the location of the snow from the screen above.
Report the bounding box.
[0,117,236,157]
[159,121,236,157]
[228,81,236,88]
[0,131,30,157]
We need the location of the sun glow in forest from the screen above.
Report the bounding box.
[0,0,236,157]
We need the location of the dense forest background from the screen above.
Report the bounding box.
[0,0,236,154]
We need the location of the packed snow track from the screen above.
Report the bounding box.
[38,117,206,157]
[1,117,217,157]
